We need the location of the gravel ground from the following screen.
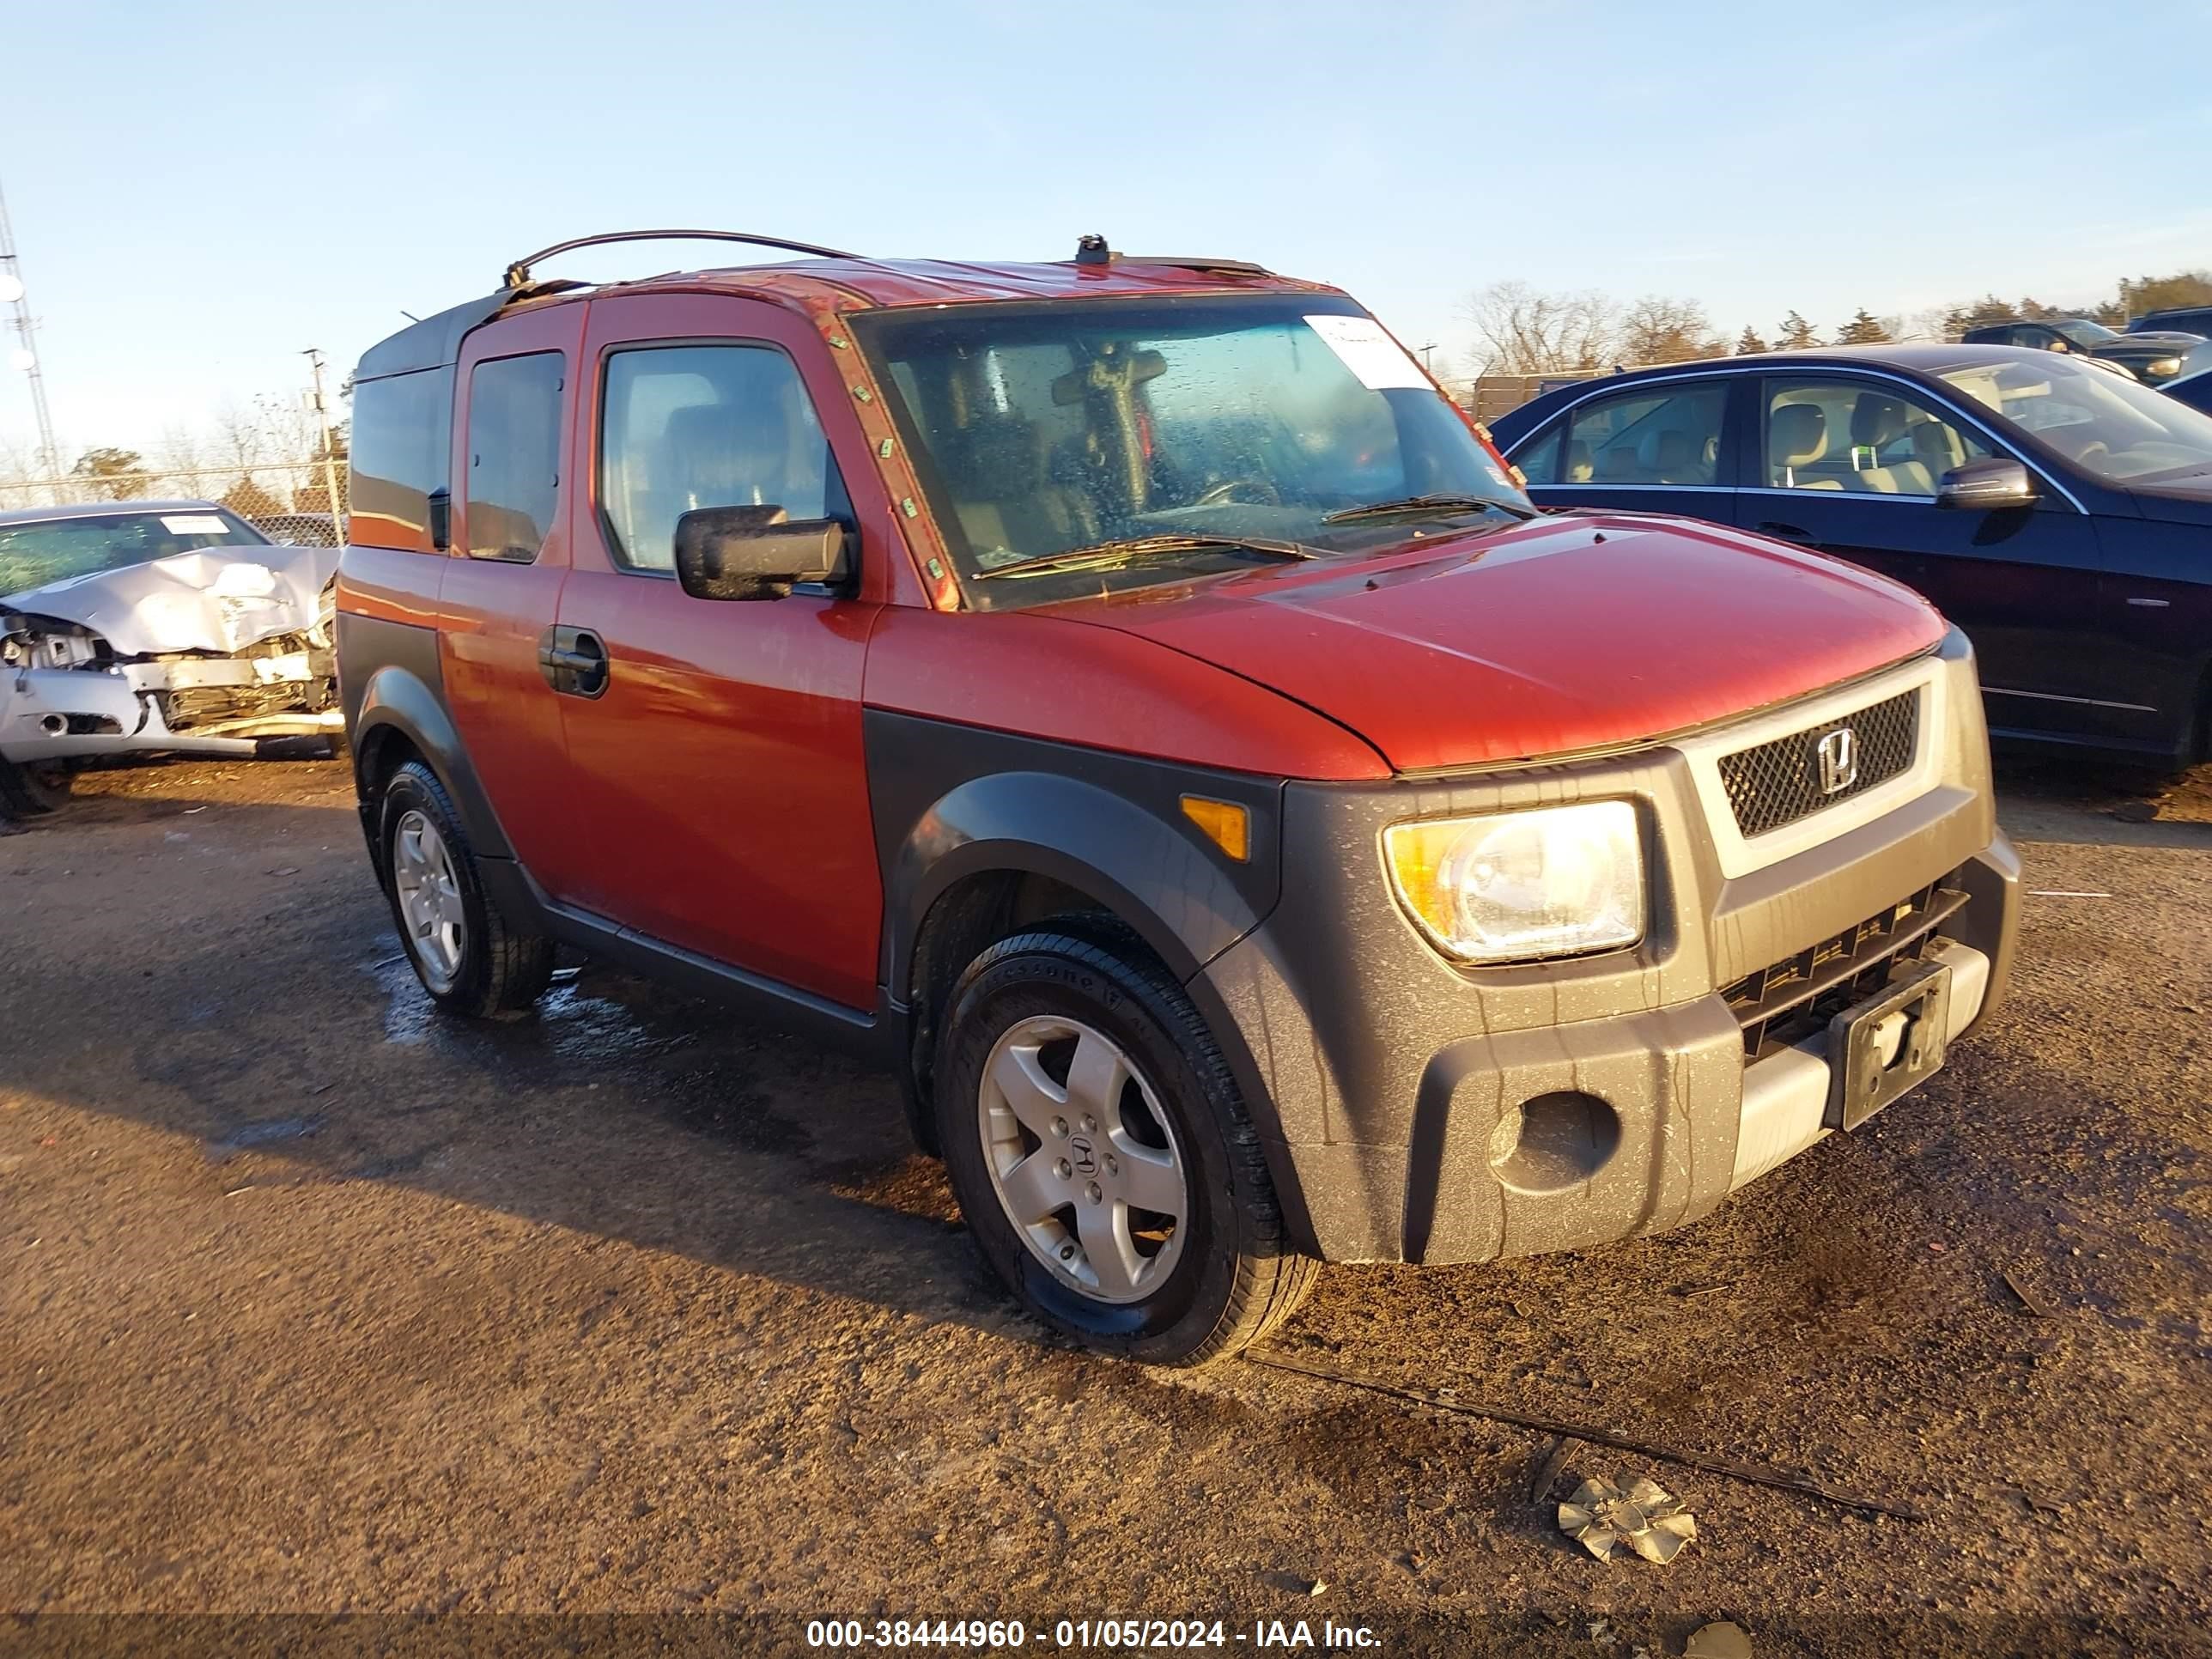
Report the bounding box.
[1,756,2207,1657]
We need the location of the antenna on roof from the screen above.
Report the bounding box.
[1073,234,1116,267]
[501,228,862,290]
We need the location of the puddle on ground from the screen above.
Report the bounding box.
[204,1115,324,1161]
[371,947,697,1066]
[363,945,823,1159]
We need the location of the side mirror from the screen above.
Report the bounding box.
[673,505,851,601]
[1936,458,2036,512]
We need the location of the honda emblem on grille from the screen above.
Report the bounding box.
[1816,726,1859,794]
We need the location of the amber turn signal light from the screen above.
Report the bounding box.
[1181,795,1250,862]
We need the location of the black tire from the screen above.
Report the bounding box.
[935,921,1317,1365]
[0,757,72,817]
[376,758,553,1018]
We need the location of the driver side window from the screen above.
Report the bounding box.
[599,343,844,573]
[1763,380,1991,496]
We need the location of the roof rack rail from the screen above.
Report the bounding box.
[1068,234,1267,276]
[501,228,862,290]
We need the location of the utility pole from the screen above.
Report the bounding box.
[0,174,62,489]
[1417,341,1439,374]
[303,348,344,534]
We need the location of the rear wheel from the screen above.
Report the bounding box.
[936,923,1316,1365]
[377,758,552,1017]
[0,757,73,817]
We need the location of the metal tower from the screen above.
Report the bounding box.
[0,174,61,484]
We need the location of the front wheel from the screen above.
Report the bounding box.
[935,923,1317,1365]
[0,757,73,817]
[377,758,553,1017]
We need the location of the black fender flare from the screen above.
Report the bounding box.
[884,769,1275,1004]
[348,655,514,866]
[878,760,1294,1188]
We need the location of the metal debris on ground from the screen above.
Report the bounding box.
[1528,1432,1579,1504]
[2001,1268,2051,1316]
[1557,1475,1697,1565]
[1683,1620,1753,1657]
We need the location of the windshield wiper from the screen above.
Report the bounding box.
[973,533,1319,581]
[1322,493,1538,524]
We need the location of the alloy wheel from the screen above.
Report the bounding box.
[976,1014,1189,1304]
[391,808,466,993]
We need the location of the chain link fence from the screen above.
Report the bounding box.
[0,458,347,543]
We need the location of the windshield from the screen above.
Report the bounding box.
[1939,353,2212,484]
[854,295,1526,606]
[2050,319,2116,349]
[0,508,269,598]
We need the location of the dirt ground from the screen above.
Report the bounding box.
[2,755,2208,1657]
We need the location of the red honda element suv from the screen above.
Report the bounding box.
[337,230,2020,1364]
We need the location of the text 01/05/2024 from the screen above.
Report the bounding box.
[805,1618,1383,1650]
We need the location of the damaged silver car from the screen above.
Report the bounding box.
[0,501,342,813]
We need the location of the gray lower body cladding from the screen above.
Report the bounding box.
[1194,669,2016,1265]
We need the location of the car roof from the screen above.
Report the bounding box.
[358,256,1342,380]
[1505,343,2078,410]
[0,499,228,528]
[658,256,1334,310]
[1487,343,2115,451]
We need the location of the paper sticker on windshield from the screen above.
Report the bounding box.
[161,514,229,534]
[1304,314,1428,391]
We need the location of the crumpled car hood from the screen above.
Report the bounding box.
[2,543,338,656]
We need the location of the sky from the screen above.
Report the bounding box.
[3,0,2210,467]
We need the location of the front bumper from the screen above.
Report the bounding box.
[0,660,341,763]
[1192,630,2021,1264]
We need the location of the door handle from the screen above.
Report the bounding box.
[1753,520,1816,544]
[537,627,611,698]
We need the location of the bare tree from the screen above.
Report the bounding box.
[1462,282,1618,374]
[1620,295,1723,365]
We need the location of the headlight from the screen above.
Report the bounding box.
[2148,357,2181,376]
[1382,800,1644,963]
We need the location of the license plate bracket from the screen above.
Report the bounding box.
[1825,959,1954,1132]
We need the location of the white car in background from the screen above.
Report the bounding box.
[0,500,341,816]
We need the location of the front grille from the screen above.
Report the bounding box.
[1717,688,1920,838]
[1721,879,1965,1057]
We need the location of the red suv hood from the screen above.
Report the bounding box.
[1042,511,1945,773]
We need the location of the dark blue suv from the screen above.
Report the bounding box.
[1491,344,2212,769]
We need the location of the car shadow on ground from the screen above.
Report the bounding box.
[2,797,1024,1347]
[1993,753,2212,850]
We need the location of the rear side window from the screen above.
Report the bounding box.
[349,368,453,552]
[465,352,566,562]
[1564,383,1726,486]
[598,344,842,572]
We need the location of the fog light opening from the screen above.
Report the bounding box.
[1488,1091,1622,1196]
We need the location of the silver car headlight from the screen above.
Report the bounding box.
[1382,800,1644,963]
